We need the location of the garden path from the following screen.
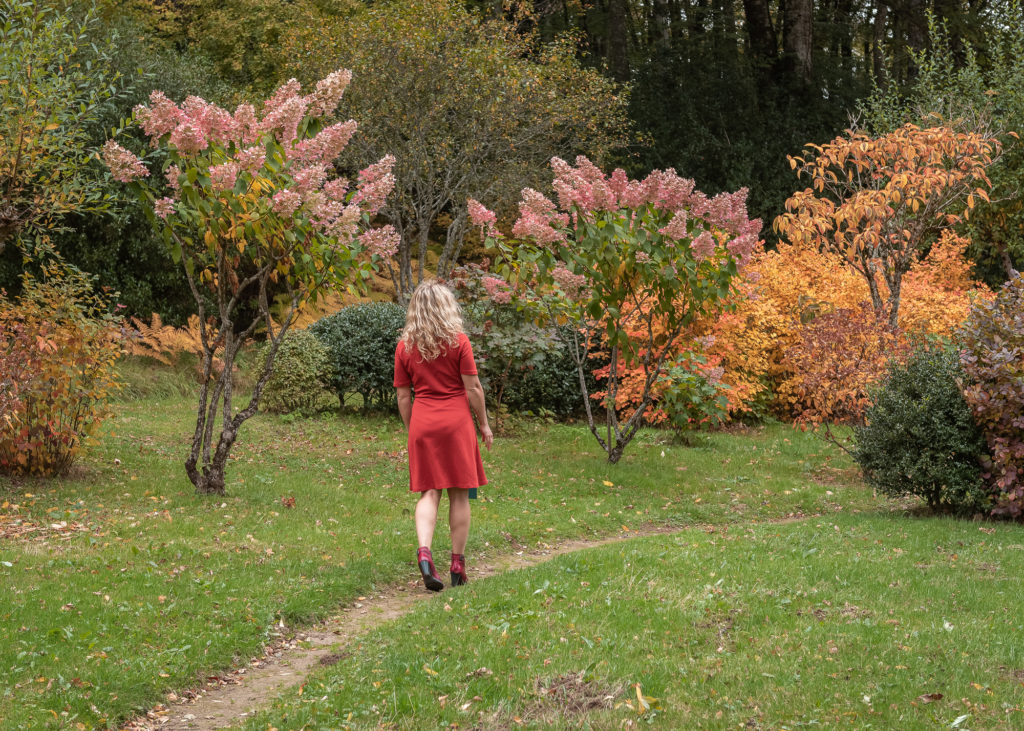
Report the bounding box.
[126,516,809,730]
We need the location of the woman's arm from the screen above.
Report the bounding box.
[461,374,493,449]
[396,386,413,431]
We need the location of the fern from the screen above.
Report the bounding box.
[126,314,207,365]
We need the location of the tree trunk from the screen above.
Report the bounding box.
[653,0,673,45]
[742,0,778,62]
[782,0,814,82]
[607,0,631,81]
[872,0,888,89]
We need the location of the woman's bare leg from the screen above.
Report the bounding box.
[448,488,471,554]
[415,490,442,549]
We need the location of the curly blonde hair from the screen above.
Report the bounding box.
[401,279,464,361]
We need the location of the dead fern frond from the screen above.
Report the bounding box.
[126,314,208,364]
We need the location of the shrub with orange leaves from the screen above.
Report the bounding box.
[687,231,990,424]
[126,313,236,381]
[776,124,998,329]
[781,302,908,424]
[900,230,993,337]
[0,263,123,475]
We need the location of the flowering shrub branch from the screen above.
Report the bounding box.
[103,70,395,494]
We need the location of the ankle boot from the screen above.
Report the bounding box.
[417,547,443,592]
[450,553,468,586]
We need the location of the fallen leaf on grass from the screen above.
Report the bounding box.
[917,692,943,703]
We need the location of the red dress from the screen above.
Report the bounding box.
[393,333,487,493]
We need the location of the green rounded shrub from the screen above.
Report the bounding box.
[308,302,406,408]
[853,343,990,515]
[500,337,586,417]
[257,329,330,414]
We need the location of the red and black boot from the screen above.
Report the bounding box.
[450,553,468,587]
[417,547,444,592]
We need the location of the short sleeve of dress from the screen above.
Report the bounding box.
[458,334,478,375]
[393,342,412,387]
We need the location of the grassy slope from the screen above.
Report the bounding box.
[0,395,876,729]
[246,515,1024,730]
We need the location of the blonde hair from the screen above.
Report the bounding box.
[401,279,464,361]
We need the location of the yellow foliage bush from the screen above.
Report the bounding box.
[0,264,123,475]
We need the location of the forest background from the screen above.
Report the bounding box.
[3,0,1020,318]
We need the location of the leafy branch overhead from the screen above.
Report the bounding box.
[0,2,124,254]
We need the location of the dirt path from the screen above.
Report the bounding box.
[126,516,811,731]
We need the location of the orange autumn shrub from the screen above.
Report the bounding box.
[688,240,866,419]
[688,232,990,424]
[782,302,908,424]
[0,264,123,475]
[776,124,997,329]
[899,230,993,337]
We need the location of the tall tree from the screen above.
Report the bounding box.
[284,0,629,302]
[742,0,778,64]
[607,0,632,80]
[782,0,815,82]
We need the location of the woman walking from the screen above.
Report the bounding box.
[394,280,493,591]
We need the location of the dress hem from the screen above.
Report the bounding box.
[409,481,488,493]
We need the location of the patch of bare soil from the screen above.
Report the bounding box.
[123,516,815,731]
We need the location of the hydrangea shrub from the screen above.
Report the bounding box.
[102,70,395,493]
[470,156,760,462]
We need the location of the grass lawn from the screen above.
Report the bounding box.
[0,384,989,729]
[245,514,1024,730]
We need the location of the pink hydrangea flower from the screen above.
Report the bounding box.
[359,225,400,258]
[353,155,396,215]
[329,204,363,242]
[659,210,688,240]
[271,189,302,216]
[551,266,588,300]
[169,121,207,154]
[135,91,182,138]
[293,164,327,195]
[182,96,238,146]
[166,164,182,192]
[101,140,149,182]
[323,178,350,202]
[304,191,344,230]
[307,69,353,118]
[288,120,357,165]
[232,103,260,145]
[467,198,499,237]
[235,146,266,174]
[209,162,239,193]
[262,95,308,145]
[691,230,717,261]
[154,197,175,220]
[262,79,302,116]
[511,189,567,245]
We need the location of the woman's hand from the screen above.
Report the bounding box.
[480,424,494,450]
